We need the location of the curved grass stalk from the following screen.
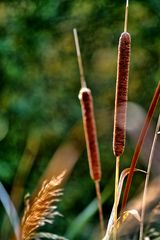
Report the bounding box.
[139,114,160,240]
[0,182,21,240]
[121,82,160,211]
[103,168,146,240]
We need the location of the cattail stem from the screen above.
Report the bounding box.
[124,0,129,32]
[95,181,105,237]
[139,114,160,240]
[121,82,160,211]
[73,28,86,88]
[113,156,120,240]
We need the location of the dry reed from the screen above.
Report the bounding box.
[121,81,160,211]
[139,114,160,240]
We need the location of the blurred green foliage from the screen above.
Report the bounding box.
[0,0,159,239]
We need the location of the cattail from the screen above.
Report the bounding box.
[73,28,104,236]
[113,1,131,239]
[78,87,101,181]
[113,31,131,157]
[73,28,102,182]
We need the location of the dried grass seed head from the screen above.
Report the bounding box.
[21,172,65,240]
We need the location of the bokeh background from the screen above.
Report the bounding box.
[0,0,159,239]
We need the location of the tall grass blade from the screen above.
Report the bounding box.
[121,82,160,211]
[0,182,21,240]
[139,114,160,240]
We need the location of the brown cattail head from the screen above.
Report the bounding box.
[79,87,101,181]
[113,32,131,157]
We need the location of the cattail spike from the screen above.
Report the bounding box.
[79,87,104,236]
[78,88,101,181]
[113,32,131,157]
[73,28,86,88]
[113,3,131,239]
[124,0,129,32]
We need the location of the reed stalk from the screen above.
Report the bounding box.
[121,82,160,211]
[139,114,160,240]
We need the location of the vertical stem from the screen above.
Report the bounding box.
[124,0,129,32]
[139,114,160,240]
[73,28,86,88]
[113,156,120,240]
[95,181,104,238]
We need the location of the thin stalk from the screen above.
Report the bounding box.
[73,28,86,88]
[65,179,113,239]
[113,156,120,240]
[139,114,160,240]
[95,181,105,238]
[121,82,160,211]
[124,0,129,32]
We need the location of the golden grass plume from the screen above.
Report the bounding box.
[21,172,65,240]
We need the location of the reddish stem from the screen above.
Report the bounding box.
[121,82,160,211]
